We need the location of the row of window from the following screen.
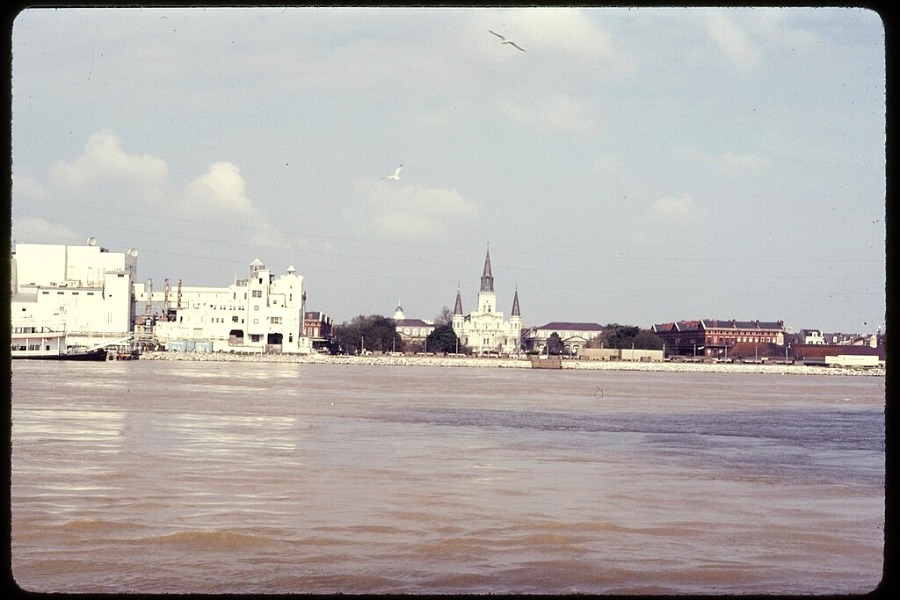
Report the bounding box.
[41,290,97,295]
[189,316,283,325]
[10,344,51,352]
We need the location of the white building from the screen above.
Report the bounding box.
[153,259,311,354]
[10,240,137,348]
[392,305,435,351]
[800,329,826,345]
[524,322,606,354]
[451,247,522,355]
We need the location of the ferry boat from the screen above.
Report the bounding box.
[11,322,113,361]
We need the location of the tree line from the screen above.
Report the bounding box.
[330,315,662,356]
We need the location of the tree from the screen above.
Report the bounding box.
[546,332,565,355]
[434,306,454,326]
[586,324,664,350]
[425,324,464,354]
[332,314,402,354]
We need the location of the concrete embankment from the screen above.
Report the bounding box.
[138,351,884,376]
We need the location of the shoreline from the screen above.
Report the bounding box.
[138,351,884,376]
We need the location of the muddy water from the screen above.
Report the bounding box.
[10,360,884,594]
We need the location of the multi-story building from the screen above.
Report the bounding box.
[153,259,311,354]
[523,322,605,354]
[10,240,137,348]
[652,319,785,357]
[304,310,335,351]
[391,305,435,352]
[451,247,522,355]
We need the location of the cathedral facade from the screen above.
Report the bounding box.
[452,247,522,355]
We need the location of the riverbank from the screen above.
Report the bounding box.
[138,351,884,376]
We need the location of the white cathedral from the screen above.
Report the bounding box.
[452,247,522,355]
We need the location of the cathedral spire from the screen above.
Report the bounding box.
[511,286,520,317]
[480,244,493,292]
[453,286,463,315]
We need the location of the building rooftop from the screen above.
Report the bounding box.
[536,322,605,331]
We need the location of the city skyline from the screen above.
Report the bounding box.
[9,7,886,333]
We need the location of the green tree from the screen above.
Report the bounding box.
[425,324,464,354]
[332,314,402,354]
[546,332,565,355]
[589,323,663,350]
[631,329,664,350]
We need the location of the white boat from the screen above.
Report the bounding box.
[10,322,115,361]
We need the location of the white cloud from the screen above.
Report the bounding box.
[679,147,770,172]
[646,192,700,222]
[12,173,48,202]
[41,129,286,249]
[185,162,253,214]
[501,7,631,73]
[720,152,769,171]
[705,12,761,72]
[48,129,170,202]
[592,155,624,173]
[352,179,479,240]
[12,217,82,245]
[497,92,596,138]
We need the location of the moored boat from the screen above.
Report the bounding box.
[11,322,129,361]
[13,346,110,361]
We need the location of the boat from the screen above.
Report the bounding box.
[11,322,128,361]
[13,346,110,361]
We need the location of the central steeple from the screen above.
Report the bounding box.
[480,244,493,292]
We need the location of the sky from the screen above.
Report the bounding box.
[9,6,886,334]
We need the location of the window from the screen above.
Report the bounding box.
[252,290,262,298]
[271,317,282,324]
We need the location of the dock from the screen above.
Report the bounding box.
[529,355,562,369]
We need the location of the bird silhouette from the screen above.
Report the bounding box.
[384,164,403,180]
[489,30,525,51]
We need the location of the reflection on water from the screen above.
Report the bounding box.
[10,361,885,595]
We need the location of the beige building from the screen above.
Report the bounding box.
[10,240,137,348]
[153,259,311,354]
[392,305,435,351]
[451,247,522,355]
[523,322,605,354]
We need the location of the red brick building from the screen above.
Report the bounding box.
[304,311,334,350]
[652,319,786,358]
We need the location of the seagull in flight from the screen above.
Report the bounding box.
[489,30,525,51]
[384,164,403,180]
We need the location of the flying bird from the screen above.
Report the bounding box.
[489,30,525,51]
[384,164,403,180]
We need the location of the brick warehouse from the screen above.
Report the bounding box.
[652,319,785,358]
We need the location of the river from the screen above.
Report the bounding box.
[9,360,885,594]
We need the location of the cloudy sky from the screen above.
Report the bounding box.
[10,6,886,333]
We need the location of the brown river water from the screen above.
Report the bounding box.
[9,360,885,594]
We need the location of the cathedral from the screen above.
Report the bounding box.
[452,246,522,355]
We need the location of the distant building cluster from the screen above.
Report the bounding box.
[9,240,886,366]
